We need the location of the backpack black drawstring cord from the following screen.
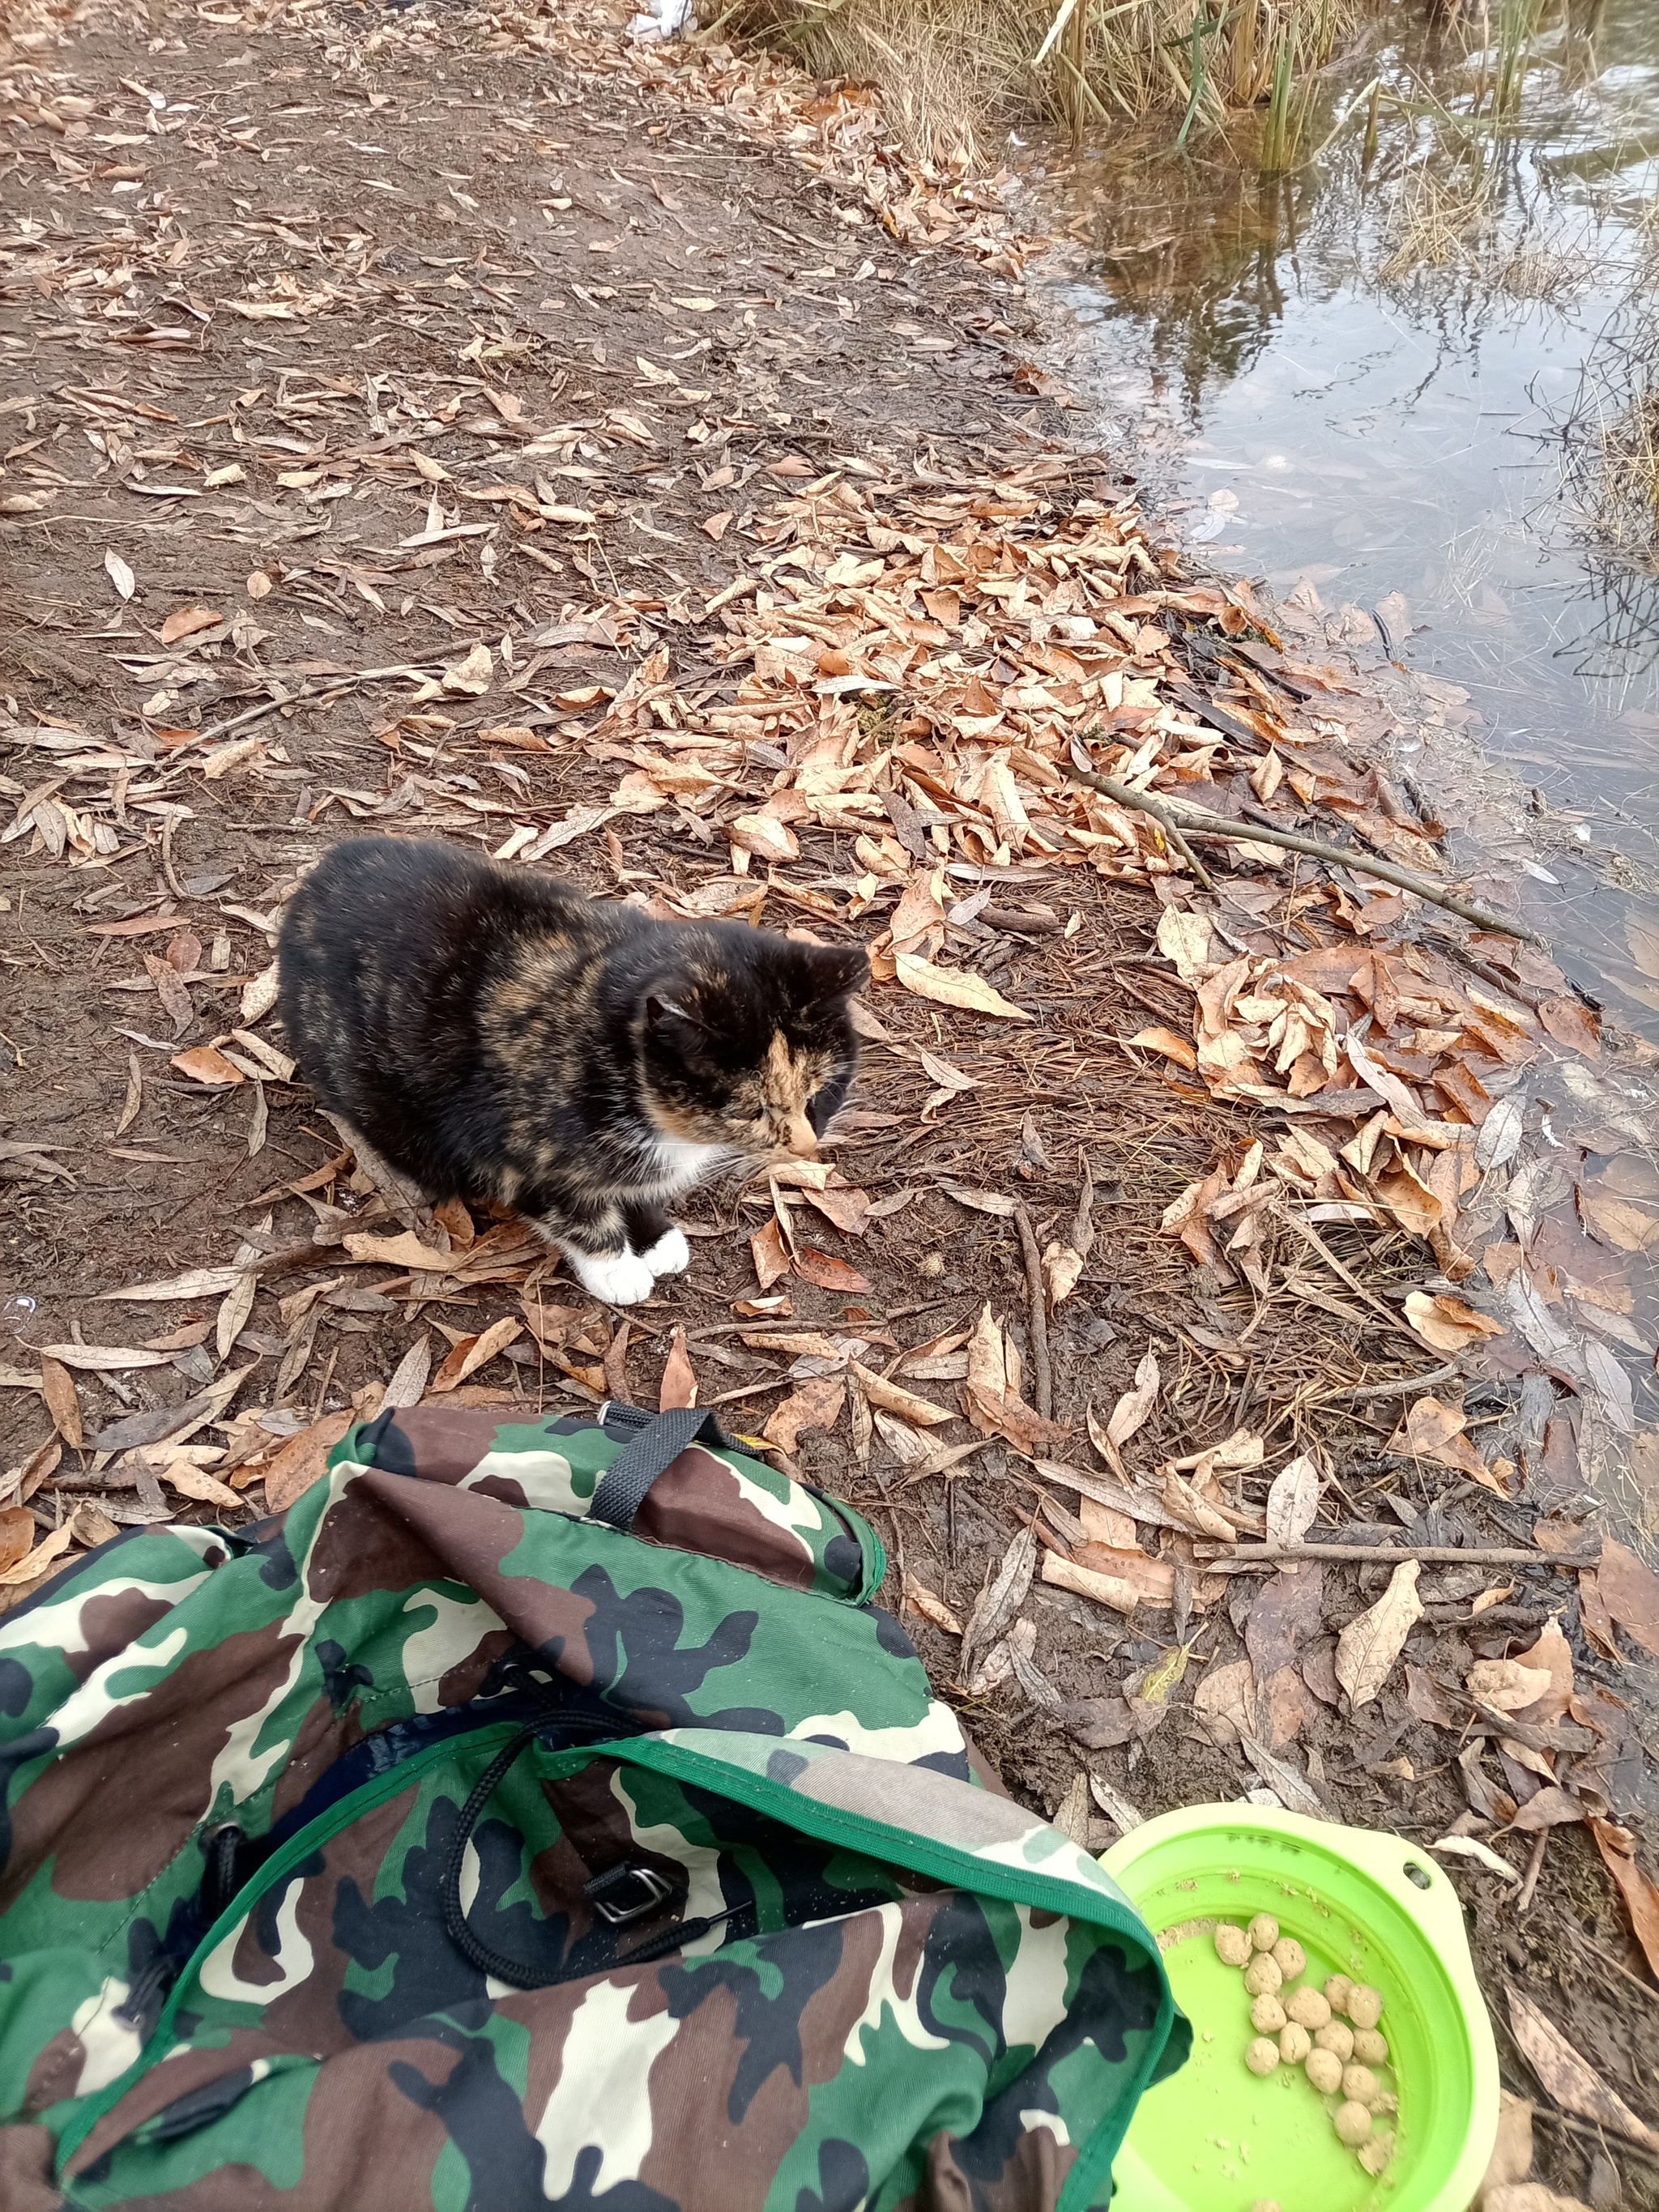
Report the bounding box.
[439,1717,737,1989]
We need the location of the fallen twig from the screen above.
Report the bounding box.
[1318,1362,1461,1404]
[1064,761,1540,941]
[1012,1201,1052,1421]
[171,685,343,762]
[1517,1829,1549,1914]
[1533,2108,1659,2171]
[1195,1541,1600,1571]
[1564,1924,1659,2009]
[1068,762,1213,889]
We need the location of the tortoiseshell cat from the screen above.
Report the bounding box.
[278,838,866,1304]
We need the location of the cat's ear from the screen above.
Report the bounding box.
[645,992,696,1026]
[798,942,869,999]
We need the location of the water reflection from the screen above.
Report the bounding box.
[1031,0,1659,1029]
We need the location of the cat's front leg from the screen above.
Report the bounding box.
[622,1200,690,1281]
[526,1192,656,1306]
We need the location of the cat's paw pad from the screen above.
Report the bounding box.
[566,1247,656,1305]
[641,1226,690,1278]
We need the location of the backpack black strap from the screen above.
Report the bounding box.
[439,1717,744,1989]
[589,1403,736,1532]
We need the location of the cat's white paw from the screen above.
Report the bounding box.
[641,1226,690,1278]
[566,1246,656,1305]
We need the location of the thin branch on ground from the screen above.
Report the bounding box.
[1064,761,1539,940]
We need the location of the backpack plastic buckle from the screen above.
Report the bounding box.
[585,1862,676,1924]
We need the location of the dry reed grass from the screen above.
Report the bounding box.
[1558,340,1659,576]
[723,0,1363,166]
[1376,160,1495,280]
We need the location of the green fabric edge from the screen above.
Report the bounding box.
[55,1724,1182,2203]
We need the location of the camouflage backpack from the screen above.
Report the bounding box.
[0,1399,1186,2210]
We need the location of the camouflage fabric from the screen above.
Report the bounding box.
[0,1403,1187,2211]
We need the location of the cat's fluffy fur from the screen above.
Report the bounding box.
[277,837,866,1304]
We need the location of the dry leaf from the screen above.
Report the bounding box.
[1155,906,1214,982]
[0,1506,36,1573]
[144,954,194,1038]
[1042,1241,1086,1306]
[113,1050,143,1138]
[1433,1834,1522,1886]
[241,961,280,1025]
[98,1267,244,1302]
[1106,1350,1160,1448]
[430,1316,522,1394]
[1388,1395,1489,1477]
[1192,1656,1258,1747]
[659,1324,697,1410]
[379,1335,433,1413]
[847,1360,951,1427]
[38,1357,83,1448]
[342,1230,455,1272]
[1467,1659,1554,1713]
[442,641,493,695]
[1265,1452,1320,1547]
[1404,1290,1507,1353]
[1478,2091,1535,2203]
[104,548,135,600]
[1129,1025,1199,1071]
[893,954,1030,1021]
[262,1410,355,1514]
[1508,1787,1584,1833]
[938,1182,1017,1218]
[959,1524,1037,1682]
[764,1375,845,1454]
[1506,1985,1659,2150]
[903,1573,963,1636]
[791,1247,872,1295]
[1597,1539,1659,1658]
[1578,1188,1659,1253]
[160,605,224,646]
[1474,1094,1526,1172]
[1042,1550,1142,1616]
[160,1460,246,1511]
[1161,1469,1235,1543]
[801,1183,871,1238]
[750,1214,791,1291]
[1589,1820,1659,1984]
[0,1524,75,1588]
[1335,1559,1422,1706]
[1536,996,1600,1059]
[1506,1619,1575,1721]
[1069,1541,1174,1608]
[65,1500,117,1552]
[171,1045,245,1087]
[34,1343,174,1373]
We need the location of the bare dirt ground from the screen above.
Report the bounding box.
[2,0,1658,2201]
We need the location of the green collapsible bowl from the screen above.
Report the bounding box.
[1102,1804,1499,2212]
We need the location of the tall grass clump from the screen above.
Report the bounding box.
[723,0,1364,168]
[1557,331,1659,577]
[1488,0,1547,118]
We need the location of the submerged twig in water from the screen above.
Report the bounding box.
[1064,762,1541,940]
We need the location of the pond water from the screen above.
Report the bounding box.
[1026,0,1659,1035]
